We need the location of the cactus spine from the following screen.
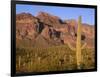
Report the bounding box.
[68,16,86,69]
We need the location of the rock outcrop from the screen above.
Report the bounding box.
[16,12,95,48]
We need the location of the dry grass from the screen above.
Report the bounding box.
[16,44,95,73]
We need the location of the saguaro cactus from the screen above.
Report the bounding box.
[18,56,21,69]
[68,16,86,69]
[76,16,82,69]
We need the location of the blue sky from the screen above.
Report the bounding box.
[16,4,95,25]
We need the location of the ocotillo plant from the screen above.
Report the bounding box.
[68,16,86,69]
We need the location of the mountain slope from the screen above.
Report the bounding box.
[16,12,95,48]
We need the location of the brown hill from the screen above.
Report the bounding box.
[33,35,51,48]
[16,13,39,41]
[36,12,64,28]
[16,12,95,48]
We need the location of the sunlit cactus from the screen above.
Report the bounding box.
[18,56,21,69]
[68,16,86,69]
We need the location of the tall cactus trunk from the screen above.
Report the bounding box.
[76,16,82,69]
[18,56,21,69]
[67,16,86,69]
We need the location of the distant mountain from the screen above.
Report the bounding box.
[16,12,94,48]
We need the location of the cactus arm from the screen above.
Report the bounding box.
[81,42,87,50]
[67,43,76,51]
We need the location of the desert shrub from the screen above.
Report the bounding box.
[16,45,95,73]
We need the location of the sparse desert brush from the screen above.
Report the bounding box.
[16,44,94,73]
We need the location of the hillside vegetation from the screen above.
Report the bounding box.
[16,44,95,73]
